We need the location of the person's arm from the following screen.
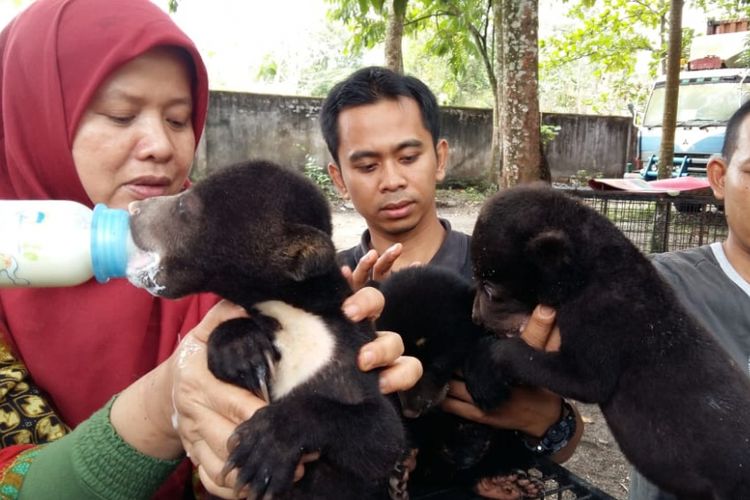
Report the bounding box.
[16,287,420,499]
[441,305,583,463]
[19,396,183,500]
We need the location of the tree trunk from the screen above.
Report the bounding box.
[384,0,405,73]
[500,0,542,188]
[658,0,683,179]
[491,0,504,186]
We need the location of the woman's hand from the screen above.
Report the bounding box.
[170,300,266,498]
[108,300,264,499]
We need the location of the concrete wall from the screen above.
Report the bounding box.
[194,90,633,184]
[542,113,634,179]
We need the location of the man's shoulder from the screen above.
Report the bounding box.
[432,221,473,281]
[650,245,716,276]
[336,244,364,269]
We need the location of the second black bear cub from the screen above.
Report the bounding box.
[466,185,750,500]
[127,160,404,499]
[378,266,538,498]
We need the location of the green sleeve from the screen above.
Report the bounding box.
[19,397,182,500]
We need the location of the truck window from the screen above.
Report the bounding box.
[642,81,750,127]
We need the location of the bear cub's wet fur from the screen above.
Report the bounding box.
[127,160,404,500]
[466,184,750,500]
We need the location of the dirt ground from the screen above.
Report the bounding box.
[330,192,632,499]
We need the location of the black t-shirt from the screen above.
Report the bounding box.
[336,218,473,282]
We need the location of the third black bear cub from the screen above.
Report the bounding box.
[465,185,750,500]
[126,160,404,499]
[378,266,539,498]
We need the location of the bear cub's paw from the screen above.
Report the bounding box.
[224,405,307,498]
[207,315,281,400]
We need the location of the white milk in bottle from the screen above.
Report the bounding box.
[0,200,132,287]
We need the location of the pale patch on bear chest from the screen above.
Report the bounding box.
[254,301,336,401]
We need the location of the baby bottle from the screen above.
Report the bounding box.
[0,200,132,287]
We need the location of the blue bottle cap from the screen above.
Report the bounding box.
[91,204,131,283]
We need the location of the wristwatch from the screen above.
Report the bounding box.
[521,400,577,456]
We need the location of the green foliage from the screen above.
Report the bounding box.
[326,0,494,100]
[692,0,750,17]
[539,55,651,114]
[256,55,278,82]
[404,30,493,106]
[540,0,668,115]
[540,0,750,115]
[540,124,561,146]
[323,0,749,116]
[324,0,388,54]
[303,155,338,200]
[542,0,667,78]
[740,32,750,68]
[168,0,179,13]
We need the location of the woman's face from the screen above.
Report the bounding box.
[72,47,196,209]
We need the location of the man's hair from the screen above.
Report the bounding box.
[722,98,750,162]
[320,66,441,165]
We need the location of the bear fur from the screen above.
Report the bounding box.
[377,266,537,497]
[465,184,750,500]
[127,160,404,499]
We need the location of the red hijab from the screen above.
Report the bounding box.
[0,0,217,427]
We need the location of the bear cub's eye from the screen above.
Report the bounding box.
[175,192,202,219]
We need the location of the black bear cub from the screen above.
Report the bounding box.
[465,184,750,500]
[377,266,540,499]
[127,160,404,499]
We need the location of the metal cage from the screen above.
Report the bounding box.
[563,188,727,254]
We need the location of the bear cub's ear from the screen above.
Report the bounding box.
[525,229,579,304]
[279,224,337,282]
[526,229,573,275]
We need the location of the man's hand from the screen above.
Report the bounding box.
[341,244,402,290]
[442,305,581,461]
[344,286,423,393]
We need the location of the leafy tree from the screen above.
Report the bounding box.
[326,0,494,91]
[327,0,549,184]
[541,0,670,115]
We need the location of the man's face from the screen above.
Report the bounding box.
[709,117,750,254]
[327,97,447,238]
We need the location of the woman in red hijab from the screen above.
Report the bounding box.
[0,0,221,496]
[0,0,422,497]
